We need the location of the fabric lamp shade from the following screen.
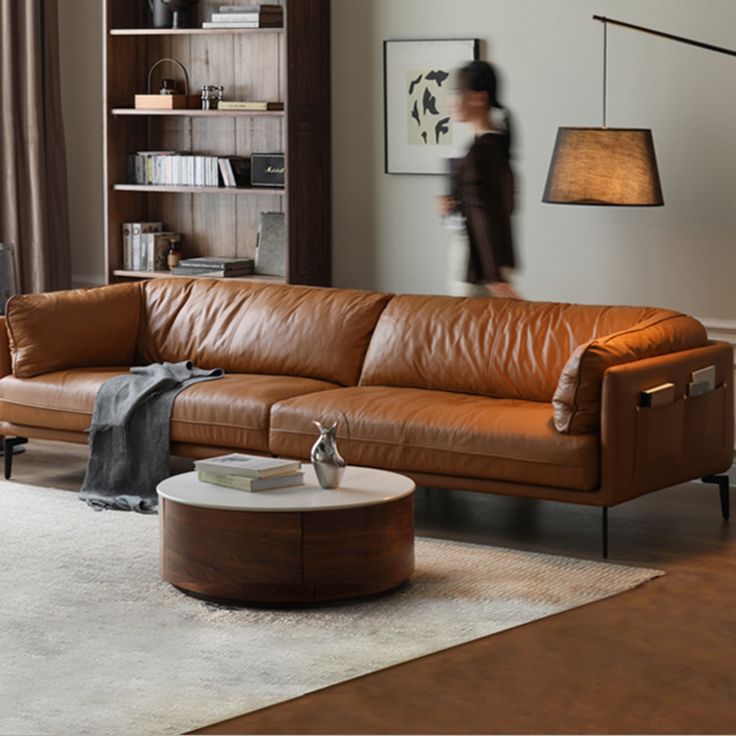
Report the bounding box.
[543,127,664,206]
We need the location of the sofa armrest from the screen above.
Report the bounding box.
[600,341,733,506]
[0,317,11,379]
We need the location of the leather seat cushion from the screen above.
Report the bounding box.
[0,369,338,452]
[270,387,600,491]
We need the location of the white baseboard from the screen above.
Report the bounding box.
[71,273,106,288]
[700,317,736,459]
[701,317,736,348]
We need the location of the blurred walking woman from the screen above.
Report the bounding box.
[438,61,520,298]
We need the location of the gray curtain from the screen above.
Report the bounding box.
[0,0,71,293]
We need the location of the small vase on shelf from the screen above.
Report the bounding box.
[167,242,182,269]
[161,0,199,29]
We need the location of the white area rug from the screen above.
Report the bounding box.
[0,482,663,735]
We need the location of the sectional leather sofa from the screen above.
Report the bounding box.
[0,279,732,554]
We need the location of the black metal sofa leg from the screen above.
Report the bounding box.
[3,437,28,480]
[702,474,731,520]
[601,507,609,559]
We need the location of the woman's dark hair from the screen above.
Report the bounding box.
[457,60,513,157]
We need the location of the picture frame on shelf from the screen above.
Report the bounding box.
[255,212,286,277]
[384,38,479,175]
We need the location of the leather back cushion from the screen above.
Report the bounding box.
[138,279,391,386]
[6,283,142,378]
[360,295,707,431]
[552,312,707,433]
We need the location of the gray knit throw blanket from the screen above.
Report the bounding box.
[80,361,224,513]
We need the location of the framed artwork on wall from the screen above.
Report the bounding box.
[384,38,479,175]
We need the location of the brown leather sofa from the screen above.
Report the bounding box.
[0,279,732,553]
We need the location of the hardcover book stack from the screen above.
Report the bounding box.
[195,454,303,492]
[203,4,284,29]
[171,256,255,278]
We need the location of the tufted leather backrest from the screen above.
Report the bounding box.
[359,295,707,431]
[138,279,391,386]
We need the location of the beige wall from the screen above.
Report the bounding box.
[59,0,105,285]
[332,0,736,326]
[57,0,736,328]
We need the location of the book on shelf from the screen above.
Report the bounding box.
[217,4,284,13]
[142,232,180,272]
[210,11,283,23]
[217,101,284,111]
[123,222,162,271]
[198,469,304,492]
[128,152,225,188]
[171,257,254,277]
[202,20,283,28]
[206,3,283,27]
[195,453,301,478]
[217,156,251,187]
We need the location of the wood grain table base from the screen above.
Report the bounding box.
[160,495,415,604]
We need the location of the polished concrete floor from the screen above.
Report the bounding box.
[9,441,735,735]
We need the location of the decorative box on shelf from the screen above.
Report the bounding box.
[134,94,200,110]
[135,57,200,110]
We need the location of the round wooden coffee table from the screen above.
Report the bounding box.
[157,465,415,604]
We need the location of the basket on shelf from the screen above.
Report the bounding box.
[134,57,200,110]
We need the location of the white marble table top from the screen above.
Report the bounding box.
[157,464,415,512]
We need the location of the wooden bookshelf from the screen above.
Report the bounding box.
[103,0,331,286]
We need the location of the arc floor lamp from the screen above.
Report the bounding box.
[543,15,736,206]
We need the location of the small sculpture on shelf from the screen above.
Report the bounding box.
[147,0,173,28]
[161,0,199,29]
[167,239,182,269]
[200,85,224,111]
[159,78,179,95]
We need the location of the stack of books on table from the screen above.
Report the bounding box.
[195,454,303,492]
[203,4,284,29]
[171,257,254,278]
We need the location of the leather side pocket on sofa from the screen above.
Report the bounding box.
[634,398,685,479]
[683,384,726,462]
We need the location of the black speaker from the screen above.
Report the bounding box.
[251,154,285,187]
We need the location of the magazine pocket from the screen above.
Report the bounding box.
[634,398,685,479]
[683,384,727,461]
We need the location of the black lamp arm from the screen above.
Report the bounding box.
[592,15,736,59]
